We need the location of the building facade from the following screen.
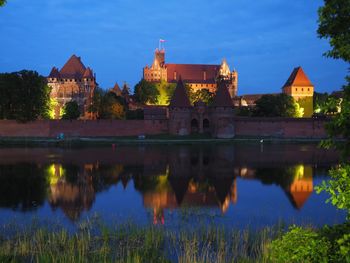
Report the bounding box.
[47,55,96,119]
[144,48,238,97]
[168,77,235,138]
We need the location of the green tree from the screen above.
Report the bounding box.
[99,92,126,119]
[0,70,51,122]
[318,0,350,62]
[61,101,80,120]
[318,0,350,148]
[155,80,176,105]
[134,80,159,104]
[0,0,6,7]
[190,89,215,105]
[253,94,302,117]
[88,87,104,118]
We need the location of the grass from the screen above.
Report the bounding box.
[0,219,286,263]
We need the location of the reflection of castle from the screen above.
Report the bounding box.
[284,165,313,209]
[142,177,237,225]
[48,164,95,221]
[235,165,314,210]
[144,48,238,97]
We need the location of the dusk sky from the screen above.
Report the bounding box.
[0,0,348,95]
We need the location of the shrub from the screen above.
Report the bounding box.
[269,226,330,263]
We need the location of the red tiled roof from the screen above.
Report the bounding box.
[59,55,86,79]
[48,67,60,78]
[166,64,220,83]
[212,81,233,107]
[169,77,192,108]
[283,66,313,87]
[83,67,93,78]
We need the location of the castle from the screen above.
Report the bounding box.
[168,77,235,138]
[143,48,238,97]
[47,55,97,119]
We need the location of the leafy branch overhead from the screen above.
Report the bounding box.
[318,0,350,62]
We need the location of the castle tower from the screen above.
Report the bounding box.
[219,59,238,98]
[282,66,314,117]
[47,55,96,119]
[169,77,193,135]
[143,49,167,82]
[155,48,165,66]
[210,80,235,138]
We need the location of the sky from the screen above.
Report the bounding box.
[0,0,348,95]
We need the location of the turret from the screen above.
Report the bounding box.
[211,80,235,138]
[169,77,193,135]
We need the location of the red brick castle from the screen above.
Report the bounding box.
[143,48,238,98]
[47,55,97,119]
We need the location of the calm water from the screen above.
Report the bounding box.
[0,143,346,229]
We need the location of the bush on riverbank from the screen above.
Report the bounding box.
[270,223,350,263]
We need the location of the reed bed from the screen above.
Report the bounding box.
[0,218,285,263]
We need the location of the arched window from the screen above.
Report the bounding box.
[191,119,199,134]
[203,119,210,133]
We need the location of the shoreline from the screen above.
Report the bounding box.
[0,135,333,147]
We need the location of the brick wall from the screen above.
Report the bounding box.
[233,117,328,138]
[0,118,328,138]
[0,120,169,137]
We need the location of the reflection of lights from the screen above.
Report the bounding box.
[240,167,248,177]
[294,165,305,180]
[47,164,65,185]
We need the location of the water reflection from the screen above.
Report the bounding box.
[0,144,341,223]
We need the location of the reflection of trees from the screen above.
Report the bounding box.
[0,164,47,211]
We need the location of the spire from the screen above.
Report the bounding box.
[212,80,233,107]
[48,67,60,78]
[283,66,313,88]
[169,77,192,108]
[60,54,86,79]
[83,67,93,79]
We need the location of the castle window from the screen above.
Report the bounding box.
[174,71,177,80]
[308,88,310,91]
[302,88,304,92]
[295,88,298,91]
[203,71,207,81]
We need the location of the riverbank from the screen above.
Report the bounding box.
[0,134,332,147]
[0,220,283,263]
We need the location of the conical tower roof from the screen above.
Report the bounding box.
[48,67,60,78]
[283,66,313,88]
[83,67,93,78]
[60,54,86,79]
[169,77,191,108]
[212,80,233,107]
[112,82,121,94]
